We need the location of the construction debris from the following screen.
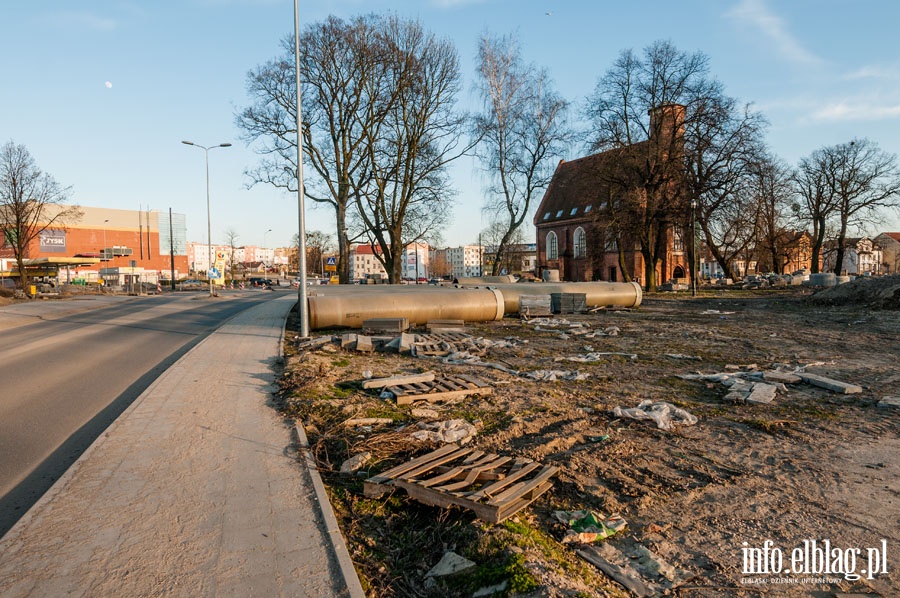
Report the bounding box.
[578,540,695,597]
[378,374,493,404]
[679,366,863,403]
[410,419,478,444]
[362,317,409,334]
[611,400,698,431]
[550,292,587,314]
[555,352,637,363]
[361,371,436,389]
[426,319,467,333]
[525,369,590,381]
[798,372,863,394]
[878,396,900,408]
[425,551,477,578]
[518,294,552,317]
[340,452,372,474]
[364,444,558,523]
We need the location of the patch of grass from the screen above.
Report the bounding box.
[331,358,351,368]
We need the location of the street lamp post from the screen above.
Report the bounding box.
[294,0,309,337]
[690,199,697,297]
[102,219,109,285]
[263,228,272,274]
[181,140,231,297]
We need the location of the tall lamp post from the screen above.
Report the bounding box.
[181,140,231,297]
[263,228,272,274]
[102,219,109,285]
[690,199,697,297]
[294,0,309,337]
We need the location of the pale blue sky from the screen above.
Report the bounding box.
[3,0,900,248]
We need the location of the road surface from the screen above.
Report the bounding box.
[0,290,289,536]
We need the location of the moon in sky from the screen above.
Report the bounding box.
[105,81,112,89]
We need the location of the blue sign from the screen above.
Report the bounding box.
[326,256,337,266]
[208,267,220,279]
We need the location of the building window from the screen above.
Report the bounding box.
[547,231,558,260]
[673,231,684,253]
[573,227,586,258]
[585,205,593,213]
[543,212,551,220]
[556,210,564,218]
[570,207,578,216]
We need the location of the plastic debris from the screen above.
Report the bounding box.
[554,510,627,543]
[611,400,698,431]
[525,369,590,381]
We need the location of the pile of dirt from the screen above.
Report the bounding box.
[807,274,900,309]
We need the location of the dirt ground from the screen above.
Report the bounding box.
[279,279,900,597]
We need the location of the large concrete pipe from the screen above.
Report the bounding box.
[307,287,506,329]
[453,275,518,285]
[457,281,643,313]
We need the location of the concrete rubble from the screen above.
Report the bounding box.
[679,364,864,404]
[410,419,478,444]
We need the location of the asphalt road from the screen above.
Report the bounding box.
[0,290,291,536]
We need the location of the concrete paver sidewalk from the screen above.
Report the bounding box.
[0,295,363,597]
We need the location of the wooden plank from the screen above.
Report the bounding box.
[486,465,558,506]
[434,457,512,491]
[493,481,554,523]
[455,373,490,388]
[362,371,435,390]
[395,385,492,405]
[418,466,468,488]
[399,447,476,480]
[466,461,541,500]
[363,444,463,489]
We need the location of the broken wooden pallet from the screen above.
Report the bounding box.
[411,332,478,357]
[383,374,492,405]
[364,444,558,523]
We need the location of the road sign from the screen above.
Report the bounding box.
[326,256,337,266]
[208,267,220,279]
[325,265,336,272]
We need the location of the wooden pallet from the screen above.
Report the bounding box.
[364,444,558,523]
[411,332,477,357]
[384,374,492,405]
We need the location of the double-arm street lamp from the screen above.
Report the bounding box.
[182,140,231,297]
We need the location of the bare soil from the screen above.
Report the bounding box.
[279,284,900,597]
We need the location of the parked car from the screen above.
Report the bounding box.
[248,277,277,287]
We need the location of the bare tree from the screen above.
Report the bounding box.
[682,91,767,281]
[474,32,571,275]
[0,141,81,289]
[793,150,837,273]
[584,42,703,291]
[238,15,380,283]
[748,155,794,273]
[351,16,470,283]
[480,218,526,275]
[305,230,334,276]
[223,228,240,279]
[793,139,900,274]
